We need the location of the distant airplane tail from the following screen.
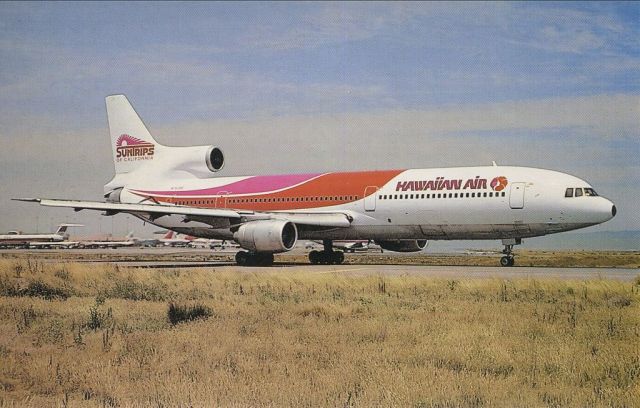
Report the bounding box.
[162,231,173,239]
[54,224,84,235]
[106,95,165,175]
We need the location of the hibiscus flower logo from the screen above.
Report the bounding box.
[490,176,508,192]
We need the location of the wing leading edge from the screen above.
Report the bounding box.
[13,198,352,228]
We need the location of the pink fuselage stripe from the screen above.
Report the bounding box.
[136,173,322,197]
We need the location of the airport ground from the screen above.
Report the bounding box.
[0,249,638,406]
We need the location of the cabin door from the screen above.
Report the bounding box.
[364,186,378,211]
[216,191,229,208]
[509,183,525,209]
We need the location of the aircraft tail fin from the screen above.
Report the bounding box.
[106,95,163,174]
[54,224,83,235]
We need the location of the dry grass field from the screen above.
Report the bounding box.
[0,259,639,407]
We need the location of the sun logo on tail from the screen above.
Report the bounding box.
[490,176,508,191]
[115,134,155,162]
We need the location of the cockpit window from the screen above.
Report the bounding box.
[584,188,598,196]
[565,188,574,198]
[575,188,583,197]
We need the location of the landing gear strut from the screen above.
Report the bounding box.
[308,240,345,265]
[235,251,274,266]
[499,238,521,267]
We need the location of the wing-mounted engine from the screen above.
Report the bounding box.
[156,145,225,177]
[233,220,298,253]
[376,239,428,252]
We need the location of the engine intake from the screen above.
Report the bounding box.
[205,147,224,172]
[233,220,297,253]
[376,239,428,253]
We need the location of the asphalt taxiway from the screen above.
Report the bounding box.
[1,247,637,281]
[99,261,636,281]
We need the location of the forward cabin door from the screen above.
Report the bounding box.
[364,186,378,212]
[509,183,525,209]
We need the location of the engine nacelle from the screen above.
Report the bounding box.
[233,220,298,253]
[376,239,428,253]
[158,145,225,177]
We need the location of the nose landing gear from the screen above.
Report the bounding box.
[499,238,521,267]
[500,252,515,267]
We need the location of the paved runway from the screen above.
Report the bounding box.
[3,248,637,281]
[103,261,639,281]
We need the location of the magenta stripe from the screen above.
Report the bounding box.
[135,173,322,196]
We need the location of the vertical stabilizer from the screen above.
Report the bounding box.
[106,95,162,174]
[54,224,83,235]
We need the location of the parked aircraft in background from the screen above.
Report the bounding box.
[0,224,83,248]
[17,95,616,266]
[188,238,227,249]
[158,231,191,247]
[314,240,371,253]
[78,232,136,249]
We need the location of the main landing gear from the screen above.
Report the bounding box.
[308,240,345,265]
[499,238,521,267]
[235,251,274,266]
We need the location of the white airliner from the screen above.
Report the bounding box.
[0,224,83,248]
[78,232,136,249]
[17,95,616,266]
[158,231,191,247]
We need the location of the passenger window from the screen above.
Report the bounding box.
[565,188,573,198]
[575,188,583,197]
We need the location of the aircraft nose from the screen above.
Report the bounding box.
[596,198,616,223]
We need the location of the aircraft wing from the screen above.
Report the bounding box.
[14,198,352,229]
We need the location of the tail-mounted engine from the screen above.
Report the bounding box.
[233,220,298,253]
[376,239,428,252]
[205,147,224,172]
[158,145,225,177]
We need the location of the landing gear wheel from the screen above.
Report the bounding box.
[499,240,520,267]
[236,251,248,266]
[236,251,274,267]
[500,256,515,267]
[308,240,346,265]
[256,253,274,266]
[309,250,320,264]
[309,250,344,265]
